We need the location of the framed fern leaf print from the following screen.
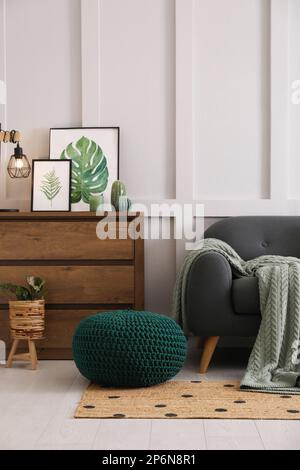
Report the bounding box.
[49,127,119,211]
[31,160,71,212]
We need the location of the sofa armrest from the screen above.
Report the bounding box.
[185,252,255,336]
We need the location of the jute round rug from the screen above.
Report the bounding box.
[75,380,300,420]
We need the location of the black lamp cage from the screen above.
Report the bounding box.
[7,143,31,178]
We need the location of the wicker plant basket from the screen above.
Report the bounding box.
[9,300,45,340]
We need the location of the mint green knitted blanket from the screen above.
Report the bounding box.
[173,238,300,393]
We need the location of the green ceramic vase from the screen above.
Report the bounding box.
[111,181,126,210]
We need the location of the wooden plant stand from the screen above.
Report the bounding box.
[6,300,45,370]
[6,338,38,370]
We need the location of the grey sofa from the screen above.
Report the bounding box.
[186,216,300,373]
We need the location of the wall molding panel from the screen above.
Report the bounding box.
[81,0,296,217]
[270,0,289,201]
[81,0,101,127]
[175,0,195,203]
[0,0,24,209]
[1,0,82,210]
[0,0,7,205]
[0,0,298,218]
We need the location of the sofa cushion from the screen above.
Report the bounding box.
[232,277,260,315]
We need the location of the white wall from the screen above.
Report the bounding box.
[96,0,177,314]
[288,0,300,199]
[194,0,270,200]
[0,0,177,316]
[99,0,176,200]
[1,0,300,317]
[5,0,82,202]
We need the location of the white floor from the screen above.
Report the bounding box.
[1,340,300,450]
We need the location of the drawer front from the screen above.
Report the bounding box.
[0,309,122,359]
[0,221,133,260]
[0,266,134,304]
[0,309,107,347]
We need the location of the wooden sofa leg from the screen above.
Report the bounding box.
[199,336,220,374]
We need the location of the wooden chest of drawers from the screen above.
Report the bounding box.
[0,212,144,359]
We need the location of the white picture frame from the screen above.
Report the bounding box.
[49,127,120,211]
[31,160,71,212]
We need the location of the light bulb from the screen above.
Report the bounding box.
[15,158,24,169]
[7,144,31,178]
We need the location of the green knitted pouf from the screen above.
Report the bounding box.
[72,310,187,387]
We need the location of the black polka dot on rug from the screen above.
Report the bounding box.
[191,380,202,383]
[165,413,178,417]
[155,404,167,408]
[83,405,95,409]
[108,396,120,399]
[224,384,235,388]
[234,400,246,404]
[287,410,299,414]
[113,413,126,418]
[280,396,292,399]
[181,394,193,398]
[215,408,228,412]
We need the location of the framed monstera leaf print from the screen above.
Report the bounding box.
[31,160,71,212]
[50,127,119,211]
